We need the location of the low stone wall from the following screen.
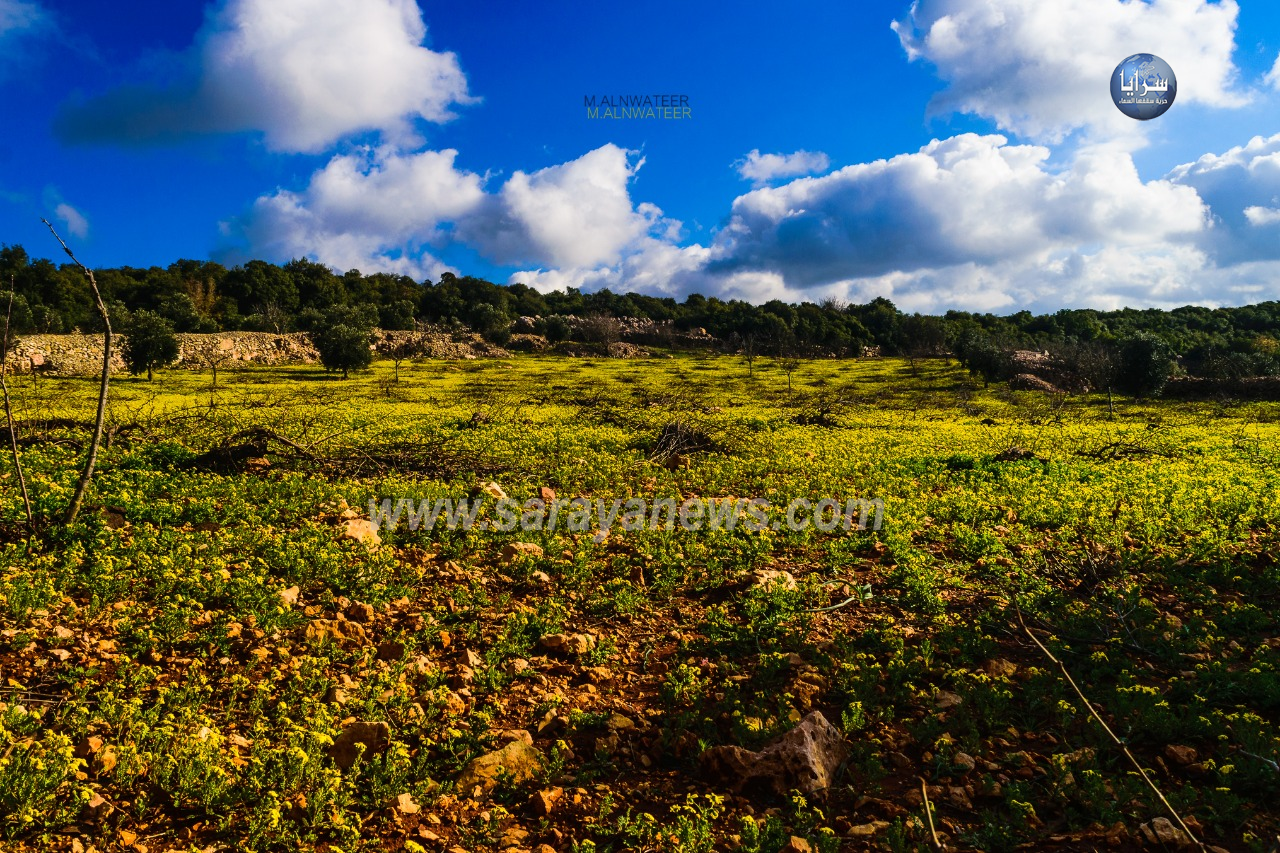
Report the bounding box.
[3,329,509,376]
[1164,376,1280,400]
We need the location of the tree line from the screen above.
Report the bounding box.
[3,243,1279,383]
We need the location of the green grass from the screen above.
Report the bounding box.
[0,353,1277,851]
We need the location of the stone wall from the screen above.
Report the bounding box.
[3,329,509,376]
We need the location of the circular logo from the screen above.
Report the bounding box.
[1111,54,1177,120]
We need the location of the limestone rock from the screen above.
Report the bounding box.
[700,711,847,796]
[539,632,596,656]
[751,569,797,591]
[342,519,381,547]
[304,618,369,646]
[501,542,544,562]
[456,739,542,794]
[1139,817,1190,848]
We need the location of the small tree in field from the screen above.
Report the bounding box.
[122,310,179,381]
[193,337,236,388]
[1116,332,1173,398]
[312,306,375,379]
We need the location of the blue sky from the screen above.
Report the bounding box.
[4,0,1280,313]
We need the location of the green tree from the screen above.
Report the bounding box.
[312,305,375,378]
[122,310,179,381]
[1116,332,1173,398]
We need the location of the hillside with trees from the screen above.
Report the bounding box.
[3,244,1279,380]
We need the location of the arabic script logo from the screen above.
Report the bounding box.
[1111,54,1177,120]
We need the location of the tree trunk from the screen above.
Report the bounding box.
[147,365,153,381]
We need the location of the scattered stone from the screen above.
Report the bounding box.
[539,633,597,656]
[499,827,529,849]
[456,739,543,794]
[1140,817,1190,847]
[985,659,1017,678]
[74,736,104,759]
[501,542,544,562]
[531,570,553,586]
[887,751,912,770]
[304,618,369,646]
[779,837,812,853]
[751,569,797,591]
[953,752,976,773]
[341,519,381,547]
[461,649,484,668]
[1165,744,1198,766]
[499,729,534,746]
[391,793,421,815]
[538,487,557,503]
[700,711,847,796]
[325,687,349,704]
[848,821,890,838]
[504,658,531,676]
[533,786,563,817]
[443,692,467,716]
[84,792,113,822]
[482,482,508,500]
[934,690,963,710]
[946,786,973,810]
[328,720,391,770]
[605,714,635,732]
[94,746,118,775]
[278,586,300,606]
[347,601,376,622]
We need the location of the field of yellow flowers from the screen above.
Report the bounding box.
[0,354,1277,852]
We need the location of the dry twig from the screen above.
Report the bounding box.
[1,283,33,532]
[1014,601,1206,851]
[42,219,111,525]
[919,777,942,849]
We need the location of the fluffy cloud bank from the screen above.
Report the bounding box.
[1166,132,1280,264]
[189,0,1277,311]
[55,0,472,152]
[709,134,1207,286]
[892,0,1245,142]
[229,130,1280,312]
[228,143,665,279]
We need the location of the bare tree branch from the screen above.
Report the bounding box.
[1014,601,1206,851]
[42,219,111,525]
[1,281,33,532]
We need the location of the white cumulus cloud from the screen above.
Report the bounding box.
[54,202,89,238]
[706,133,1207,286]
[56,0,473,152]
[1166,131,1280,263]
[230,143,669,279]
[892,0,1246,142]
[228,146,485,279]
[461,144,665,269]
[734,149,831,186]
